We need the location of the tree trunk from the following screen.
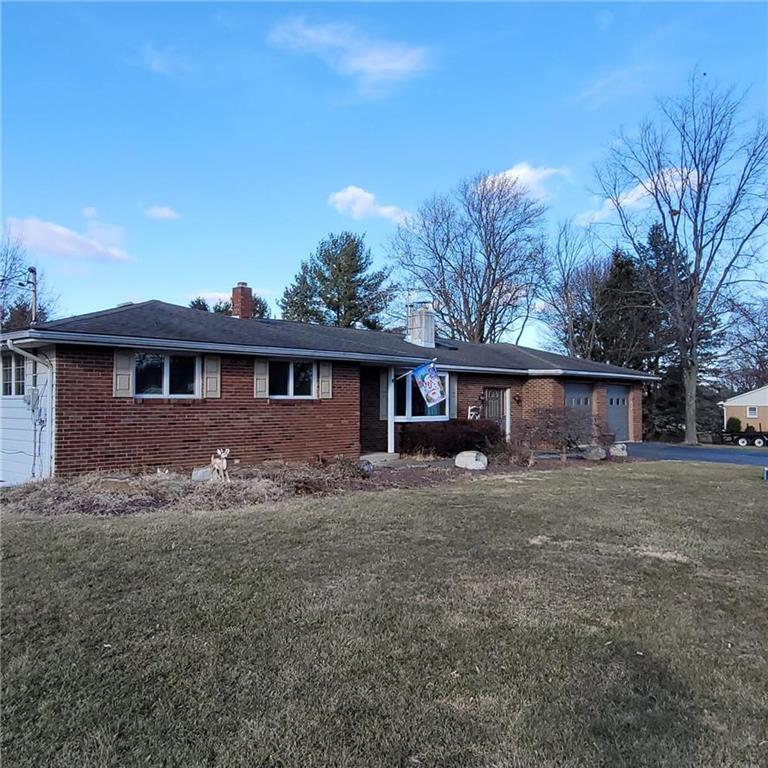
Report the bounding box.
[682,363,698,445]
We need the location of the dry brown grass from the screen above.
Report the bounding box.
[2,461,767,767]
[0,459,372,517]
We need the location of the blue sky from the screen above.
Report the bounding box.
[3,2,766,340]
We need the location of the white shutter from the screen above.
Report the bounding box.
[449,374,458,419]
[379,369,388,420]
[254,359,269,398]
[113,350,133,397]
[318,362,332,399]
[203,355,221,398]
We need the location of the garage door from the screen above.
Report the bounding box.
[564,382,593,443]
[607,385,630,441]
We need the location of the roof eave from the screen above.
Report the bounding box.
[528,367,659,382]
[1,330,660,380]
[1,329,431,366]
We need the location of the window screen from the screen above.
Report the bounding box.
[135,353,164,395]
[293,362,314,396]
[169,355,196,395]
[269,361,290,396]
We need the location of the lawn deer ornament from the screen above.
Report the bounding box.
[210,448,231,483]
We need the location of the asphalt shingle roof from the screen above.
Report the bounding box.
[11,300,654,380]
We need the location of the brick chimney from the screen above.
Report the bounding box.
[231,282,254,319]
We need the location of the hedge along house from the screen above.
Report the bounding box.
[0,283,655,485]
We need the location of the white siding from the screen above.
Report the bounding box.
[0,349,55,486]
[723,385,768,407]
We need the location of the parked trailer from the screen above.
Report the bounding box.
[714,431,768,448]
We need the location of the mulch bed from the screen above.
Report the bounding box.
[0,456,628,517]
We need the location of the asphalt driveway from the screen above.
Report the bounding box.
[628,441,768,467]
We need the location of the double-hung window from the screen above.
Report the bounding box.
[394,369,449,421]
[133,352,200,397]
[747,406,758,419]
[1,353,25,397]
[268,361,316,398]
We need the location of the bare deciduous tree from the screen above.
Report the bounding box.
[0,234,55,331]
[721,297,768,391]
[537,221,609,358]
[1,235,25,312]
[595,73,768,443]
[390,172,546,343]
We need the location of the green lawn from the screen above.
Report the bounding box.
[2,462,767,767]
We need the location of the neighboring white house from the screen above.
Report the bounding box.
[719,385,768,430]
[0,349,55,485]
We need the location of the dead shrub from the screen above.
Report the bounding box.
[0,459,368,517]
[0,475,169,517]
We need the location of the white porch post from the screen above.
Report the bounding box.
[387,366,396,453]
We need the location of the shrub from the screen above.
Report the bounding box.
[0,459,370,517]
[725,416,742,433]
[400,419,503,457]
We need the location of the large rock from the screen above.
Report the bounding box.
[609,443,628,458]
[582,445,607,461]
[455,451,488,470]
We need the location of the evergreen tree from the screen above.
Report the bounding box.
[637,224,721,438]
[212,299,232,314]
[189,297,210,311]
[251,296,271,319]
[280,233,394,328]
[280,260,325,324]
[189,295,270,318]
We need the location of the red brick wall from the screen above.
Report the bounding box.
[456,374,525,423]
[521,378,565,419]
[592,383,608,436]
[54,346,361,475]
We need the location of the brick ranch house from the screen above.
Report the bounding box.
[0,282,655,485]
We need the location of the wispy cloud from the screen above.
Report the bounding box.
[7,211,131,262]
[497,162,570,199]
[576,64,652,109]
[268,18,429,97]
[136,42,191,78]
[575,168,687,226]
[144,205,180,220]
[328,185,408,224]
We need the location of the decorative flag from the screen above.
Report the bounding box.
[412,362,446,407]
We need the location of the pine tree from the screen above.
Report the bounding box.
[189,295,269,318]
[212,299,232,314]
[189,297,210,311]
[637,224,721,438]
[280,233,393,328]
[252,296,271,319]
[279,260,325,324]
